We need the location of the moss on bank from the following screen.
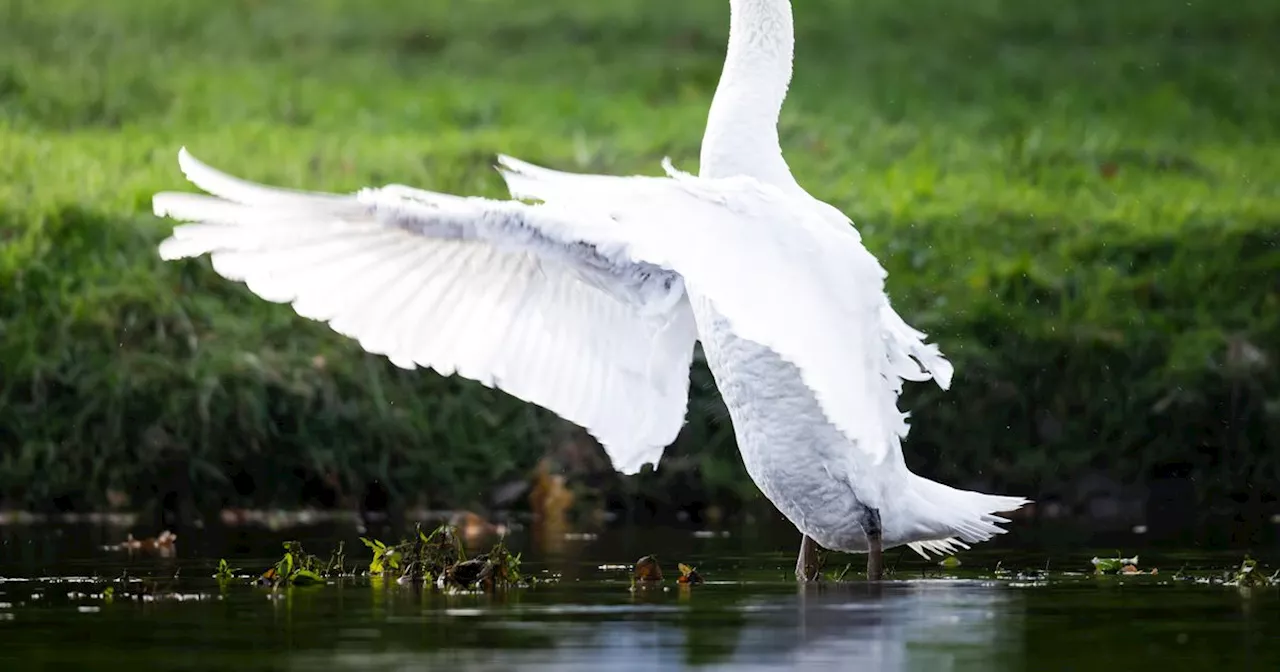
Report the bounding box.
[1,0,1277,513]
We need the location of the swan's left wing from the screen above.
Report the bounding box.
[152,149,699,474]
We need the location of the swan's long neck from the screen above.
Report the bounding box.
[699,0,796,186]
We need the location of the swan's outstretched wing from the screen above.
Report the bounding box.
[497,156,951,465]
[152,149,698,474]
[802,196,954,396]
[650,158,953,396]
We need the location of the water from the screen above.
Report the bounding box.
[0,522,1277,671]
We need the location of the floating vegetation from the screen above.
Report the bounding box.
[360,524,525,591]
[3,543,1279,629]
[213,559,241,583]
[15,571,221,607]
[220,530,524,592]
[254,541,351,588]
[676,563,704,585]
[442,536,524,592]
[1224,556,1279,590]
[203,525,524,593]
[66,585,212,604]
[1090,553,1156,575]
[991,561,1051,586]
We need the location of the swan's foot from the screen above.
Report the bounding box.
[861,507,884,581]
[795,534,820,582]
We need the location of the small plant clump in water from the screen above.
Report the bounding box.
[361,524,525,590]
[1224,556,1278,590]
[73,569,214,603]
[256,541,351,588]
[630,557,707,588]
[1090,553,1156,575]
[676,563,704,585]
[214,559,240,583]
[827,563,853,582]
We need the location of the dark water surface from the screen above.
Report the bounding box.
[0,522,1277,671]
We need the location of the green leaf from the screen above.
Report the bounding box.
[292,569,324,586]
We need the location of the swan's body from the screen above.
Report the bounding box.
[151,0,1029,579]
[693,0,1027,568]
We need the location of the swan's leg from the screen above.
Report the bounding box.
[795,534,820,582]
[861,507,884,581]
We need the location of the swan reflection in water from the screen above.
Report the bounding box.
[304,580,1023,671]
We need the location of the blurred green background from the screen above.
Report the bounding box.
[0,0,1277,526]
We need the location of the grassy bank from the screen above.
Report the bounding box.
[1,0,1277,515]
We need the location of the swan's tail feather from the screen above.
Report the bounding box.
[900,475,1030,559]
[906,537,971,559]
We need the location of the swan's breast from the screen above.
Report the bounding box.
[691,296,870,549]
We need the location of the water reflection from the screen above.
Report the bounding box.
[296,580,1020,671]
[2,524,1276,672]
[765,581,1021,670]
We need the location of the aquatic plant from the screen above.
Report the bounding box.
[213,558,239,583]
[256,541,350,588]
[676,563,704,585]
[1090,553,1140,574]
[1223,555,1279,590]
[361,524,524,590]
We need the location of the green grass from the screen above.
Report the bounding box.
[1,0,1277,513]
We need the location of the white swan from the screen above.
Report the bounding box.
[690,0,1028,580]
[151,0,1030,581]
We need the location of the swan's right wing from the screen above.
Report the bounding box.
[152,149,698,474]
[803,197,954,393]
[495,156,942,468]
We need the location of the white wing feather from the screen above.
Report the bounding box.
[495,156,953,465]
[153,149,698,474]
[154,148,951,472]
